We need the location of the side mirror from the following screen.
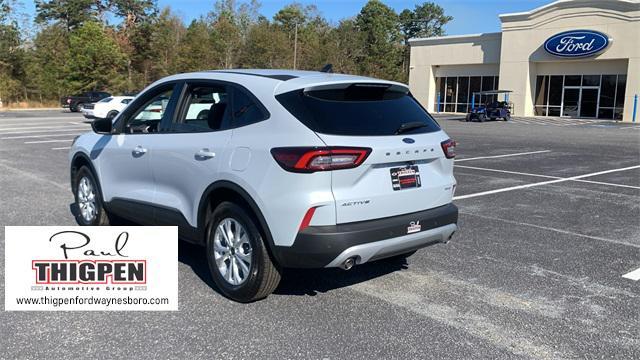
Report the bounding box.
[92,117,112,134]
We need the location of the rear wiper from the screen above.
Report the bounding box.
[395,121,427,135]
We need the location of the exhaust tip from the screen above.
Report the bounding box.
[442,231,455,244]
[341,257,356,270]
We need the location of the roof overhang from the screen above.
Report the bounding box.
[408,32,502,47]
[500,0,640,22]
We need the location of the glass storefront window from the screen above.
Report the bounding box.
[582,75,600,87]
[614,107,624,120]
[564,75,581,86]
[599,75,617,108]
[480,76,497,104]
[457,77,469,104]
[548,107,561,116]
[481,76,493,91]
[598,108,614,119]
[616,75,626,108]
[445,77,456,104]
[535,76,549,106]
[433,75,497,113]
[533,73,626,120]
[470,76,481,106]
[548,76,563,106]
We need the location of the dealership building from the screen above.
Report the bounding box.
[408,0,639,122]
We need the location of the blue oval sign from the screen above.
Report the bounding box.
[402,138,415,144]
[544,30,609,58]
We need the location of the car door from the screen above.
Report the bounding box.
[150,81,235,228]
[98,82,181,223]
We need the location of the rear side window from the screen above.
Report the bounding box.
[231,88,267,128]
[174,85,229,132]
[276,84,440,136]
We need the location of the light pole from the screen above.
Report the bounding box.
[293,22,298,70]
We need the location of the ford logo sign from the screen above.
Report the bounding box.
[544,30,609,58]
[402,138,415,144]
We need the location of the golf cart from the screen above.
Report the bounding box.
[466,90,513,122]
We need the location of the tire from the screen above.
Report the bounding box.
[478,114,486,122]
[70,103,78,112]
[504,114,510,121]
[206,201,281,302]
[73,166,111,225]
[106,110,119,120]
[76,103,85,112]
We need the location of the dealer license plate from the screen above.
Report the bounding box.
[390,165,421,191]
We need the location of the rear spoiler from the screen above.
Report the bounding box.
[273,75,408,96]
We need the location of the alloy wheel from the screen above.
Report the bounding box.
[77,176,97,222]
[213,218,253,286]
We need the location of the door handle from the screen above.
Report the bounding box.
[132,145,147,157]
[195,148,216,160]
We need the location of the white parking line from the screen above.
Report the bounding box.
[24,139,73,144]
[0,121,82,127]
[453,165,640,200]
[455,165,640,190]
[0,116,79,122]
[455,150,551,162]
[0,124,88,131]
[622,267,640,281]
[0,127,89,135]
[52,146,71,150]
[2,133,83,140]
[462,212,640,248]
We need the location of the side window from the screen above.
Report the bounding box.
[173,85,229,132]
[121,98,132,104]
[122,88,173,134]
[232,88,266,128]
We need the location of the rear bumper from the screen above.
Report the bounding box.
[274,203,458,268]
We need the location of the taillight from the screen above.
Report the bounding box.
[441,139,456,159]
[271,147,371,173]
[66,98,71,104]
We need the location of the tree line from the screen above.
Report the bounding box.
[0,0,451,104]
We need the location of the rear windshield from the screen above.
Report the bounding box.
[275,84,440,136]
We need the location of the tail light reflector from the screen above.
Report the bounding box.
[441,139,456,159]
[298,207,317,232]
[271,147,371,173]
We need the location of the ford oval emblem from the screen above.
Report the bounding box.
[402,138,415,144]
[544,30,609,58]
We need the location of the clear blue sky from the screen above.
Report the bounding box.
[23,0,553,35]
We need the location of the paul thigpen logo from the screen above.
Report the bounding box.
[32,231,146,285]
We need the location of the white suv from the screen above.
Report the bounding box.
[69,69,458,302]
[82,96,134,120]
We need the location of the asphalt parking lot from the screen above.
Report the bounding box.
[1,110,639,359]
